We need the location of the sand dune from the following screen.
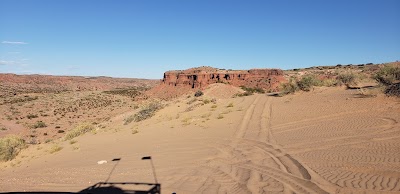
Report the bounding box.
[0,87,399,193]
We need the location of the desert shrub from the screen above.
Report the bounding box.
[49,144,63,154]
[202,99,211,104]
[279,80,299,95]
[211,104,217,109]
[32,121,47,129]
[194,90,204,97]
[187,98,197,105]
[374,65,400,85]
[321,79,339,87]
[240,86,265,94]
[69,140,77,144]
[124,101,164,124]
[64,123,95,140]
[235,91,253,97]
[337,73,356,86]
[384,83,400,97]
[227,102,234,108]
[26,114,38,119]
[297,75,321,91]
[0,135,26,161]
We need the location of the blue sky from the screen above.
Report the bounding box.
[0,0,399,79]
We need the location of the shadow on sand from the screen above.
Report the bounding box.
[1,157,162,194]
[2,182,161,194]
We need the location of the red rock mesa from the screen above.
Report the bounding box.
[162,66,285,91]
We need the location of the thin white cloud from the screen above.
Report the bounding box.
[0,60,19,65]
[2,41,28,45]
[67,65,79,70]
[0,60,28,66]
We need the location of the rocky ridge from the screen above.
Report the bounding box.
[162,66,285,90]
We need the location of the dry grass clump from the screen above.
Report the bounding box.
[49,144,63,154]
[374,65,400,97]
[64,123,95,140]
[321,78,339,87]
[124,101,164,124]
[202,99,211,104]
[26,114,38,119]
[279,79,299,95]
[296,75,321,91]
[0,135,26,161]
[32,121,47,129]
[234,86,265,97]
[337,73,357,87]
[374,65,400,86]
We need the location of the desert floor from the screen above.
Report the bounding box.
[0,87,399,194]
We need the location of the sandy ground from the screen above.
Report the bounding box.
[0,87,399,193]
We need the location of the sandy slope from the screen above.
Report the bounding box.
[0,87,399,193]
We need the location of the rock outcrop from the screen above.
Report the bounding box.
[162,66,285,91]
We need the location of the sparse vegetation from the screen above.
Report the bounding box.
[321,79,339,87]
[201,113,212,118]
[202,99,211,104]
[181,117,192,126]
[187,98,197,105]
[49,144,63,154]
[124,101,164,124]
[194,90,204,97]
[227,102,234,108]
[279,79,299,95]
[374,65,400,96]
[26,114,38,119]
[32,121,47,129]
[0,135,26,161]
[297,75,321,91]
[374,65,400,86]
[64,123,95,140]
[69,140,77,144]
[240,86,265,94]
[211,104,217,109]
[337,73,357,86]
[131,129,139,134]
[217,114,224,119]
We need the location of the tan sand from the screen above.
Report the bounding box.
[0,87,399,193]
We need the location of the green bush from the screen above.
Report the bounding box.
[64,123,95,140]
[297,75,321,91]
[374,65,400,85]
[0,135,26,161]
[124,101,164,124]
[240,86,265,94]
[337,73,356,86]
[279,80,299,95]
[321,79,339,87]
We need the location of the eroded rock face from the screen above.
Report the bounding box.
[162,66,285,91]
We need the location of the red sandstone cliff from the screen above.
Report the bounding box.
[162,66,285,90]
